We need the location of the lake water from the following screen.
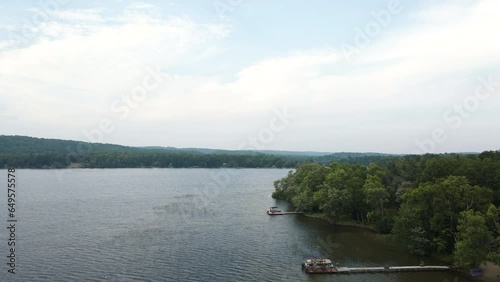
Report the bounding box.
[0,169,471,281]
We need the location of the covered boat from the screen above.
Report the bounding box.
[267,206,283,215]
[302,258,338,274]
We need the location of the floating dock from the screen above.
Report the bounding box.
[334,265,451,274]
[267,207,305,215]
[302,257,454,274]
[268,211,305,215]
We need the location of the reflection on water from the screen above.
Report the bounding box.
[0,169,471,282]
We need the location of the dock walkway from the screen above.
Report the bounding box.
[335,265,451,274]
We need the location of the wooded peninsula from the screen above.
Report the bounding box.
[272,151,500,269]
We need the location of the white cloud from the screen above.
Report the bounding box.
[1,0,498,153]
[128,0,500,152]
[0,40,16,50]
[0,24,15,32]
[52,8,105,23]
[413,1,474,24]
[0,9,229,128]
[126,2,157,10]
[361,0,500,79]
[130,49,340,123]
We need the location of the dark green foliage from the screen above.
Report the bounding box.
[486,204,500,265]
[272,150,500,264]
[273,162,387,229]
[0,135,139,154]
[0,135,309,168]
[0,135,395,168]
[0,150,304,169]
[454,210,492,268]
[316,153,395,166]
[392,205,431,256]
[394,176,493,254]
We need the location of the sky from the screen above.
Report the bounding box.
[0,0,499,154]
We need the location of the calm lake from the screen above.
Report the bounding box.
[1,169,471,281]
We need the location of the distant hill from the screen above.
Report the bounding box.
[0,135,396,168]
[0,135,141,154]
[315,152,397,165]
[0,136,332,156]
[141,146,333,156]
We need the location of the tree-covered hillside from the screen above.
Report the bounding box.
[0,135,393,168]
[0,135,140,154]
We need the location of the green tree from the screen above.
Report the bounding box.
[272,170,297,201]
[292,188,315,212]
[394,176,493,254]
[363,175,389,219]
[486,204,500,265]
[393,204,428,255]
[314,183,349,222]
[454,210,492,268]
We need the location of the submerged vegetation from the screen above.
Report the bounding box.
[272,151,500,269]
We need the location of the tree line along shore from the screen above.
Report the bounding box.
[0,135,388,169]
[272,150,500,270]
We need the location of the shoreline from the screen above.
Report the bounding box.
[303,213,378,232]
[302,212,500,282]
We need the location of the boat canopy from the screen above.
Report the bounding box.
[306,258,333,264]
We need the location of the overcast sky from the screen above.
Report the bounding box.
[0,0,499,154]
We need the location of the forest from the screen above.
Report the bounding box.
[0,151,306,168]
[0,135,390,168]
[272,151,500,269]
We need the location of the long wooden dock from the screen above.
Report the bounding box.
[335,265,451,274]
[267,211,304,215]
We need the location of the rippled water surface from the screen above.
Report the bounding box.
[1,169,472,281]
